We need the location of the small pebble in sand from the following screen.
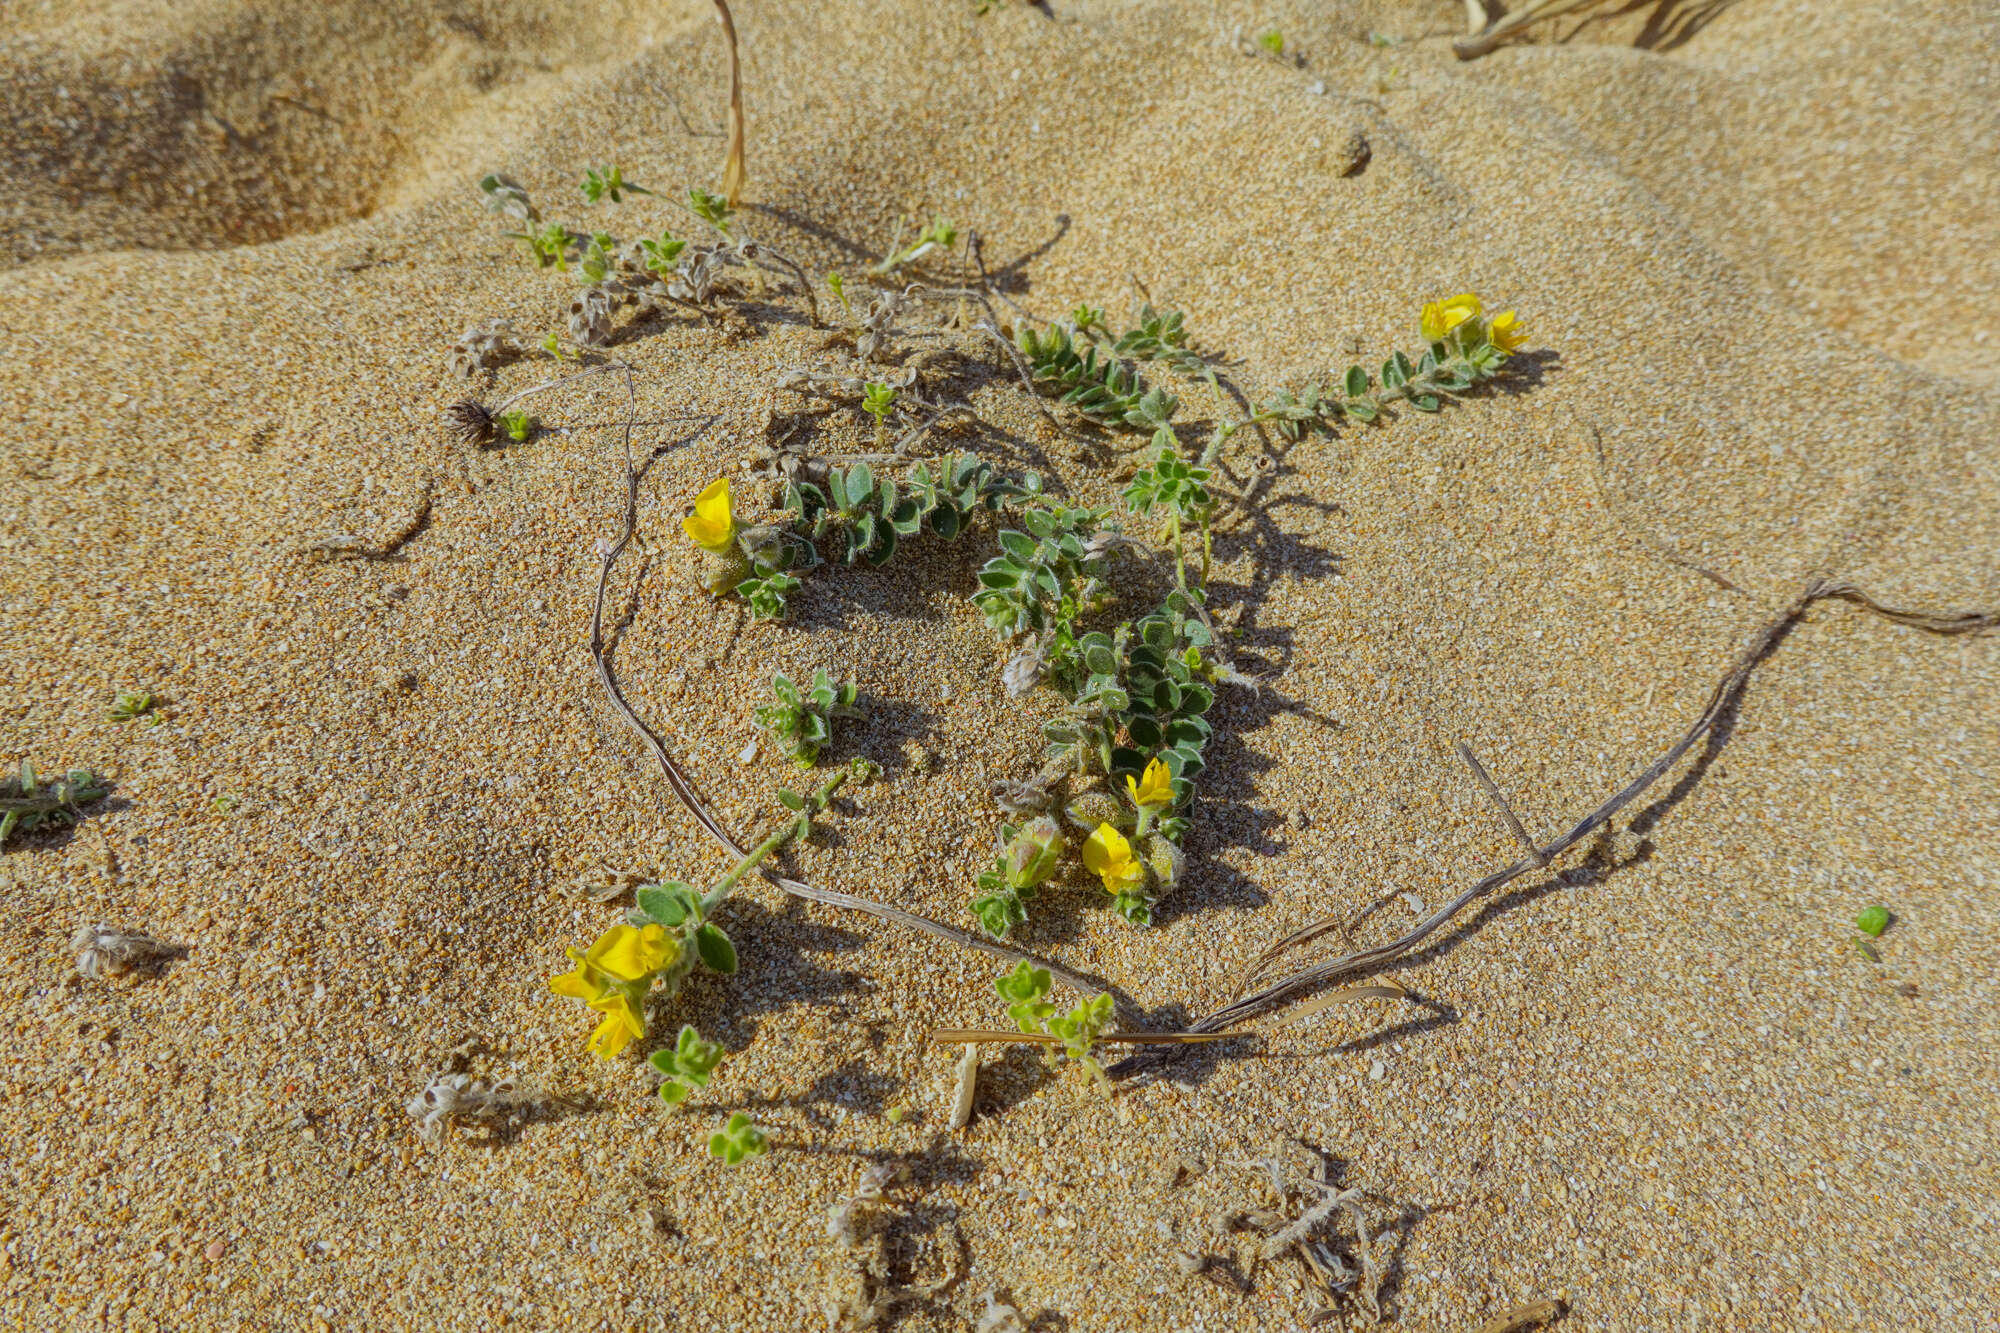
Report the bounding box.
[1369,1060,1386,1082]
[205,1240,229,1262]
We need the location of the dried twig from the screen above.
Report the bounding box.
[1114,576,1997,1074]
[1454,743,1547,866]
[584,367,1112,1005]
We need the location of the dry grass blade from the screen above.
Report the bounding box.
[1254,983,1407,1032]
[712,0,746,207]
[1113,575,1998,1075]
[1455,0,1616,58]
[1473,1297,1567,1333]
[927,1028,1250,1046]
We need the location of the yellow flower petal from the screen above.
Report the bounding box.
[584,992,646,1058]
[682,477,737,553]
[1081,822,1147,895]
[585,922,675,983]
[1490,309,1527,352]
[1125,757,1175,810]
[548,946,609,1002]
[1420,293,1483,342]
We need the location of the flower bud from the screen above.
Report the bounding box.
[1062,788,1130,833]
[1140,834,1183,890]
[1003,817,1064,890]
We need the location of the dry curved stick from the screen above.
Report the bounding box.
[1112,576,1995,1074]
[584,367,1109,1004]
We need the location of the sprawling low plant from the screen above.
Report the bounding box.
[785,452,1042,568]
[1014,323,1178,430]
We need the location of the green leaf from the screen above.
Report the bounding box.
[930,503,962,540]
[695,923,738,974]
[866,523,898,566]
[776,789,805,811]
[1855,905,1890,937]
[637,882,701,926]
[1381,355,1408,390]
[1343,365,1369,398]
[848,462,875,506]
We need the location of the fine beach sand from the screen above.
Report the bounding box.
[3,1,1997,1328]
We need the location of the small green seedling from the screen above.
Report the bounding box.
[1258,28,1285,55]
[687,186,733,236]
[828,271,853,323]
[737,570,802,621]
[505,221,577,270]
[541,331,580,362]
[109,690,160,724]
[640,230,688,280]
[498,409,536,443]
[884,1105,910,1125]
[754,670,860,767]
[996,961,1057,1033]
[651,1024,725,1106]
[578,234,616,285]
[861,380,897,447]
[709,1112,768,1165]
[581,164,653,204]
[2,760,109,843]
[1855,906,1890,937]
[210,793,240,814]
[993,962,1114,1089]
[874,216,958,274]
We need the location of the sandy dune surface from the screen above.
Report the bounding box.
[2,1,1996,1328]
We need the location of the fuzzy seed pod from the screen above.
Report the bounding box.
[1003,817,1064,891]
[1141,833,1184,890]
[698,543,751,596]
[1062,788,1130,833]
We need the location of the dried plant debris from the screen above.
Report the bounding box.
[1201,1150,1384,1322]
[3,761,108,843]
[406,1071,544,1143]
[449,318,520,379]
[564,862,662,904]
[72,923,176,980]
[567,287,613,347]
[442,398,497,447]
[826,1162,905,1247]
[975,1291,1027,1333]
[822,1162,963,1330]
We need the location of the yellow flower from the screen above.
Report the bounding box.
[1081,822,1147,896]
[1125,757,1174,810]
[1420,293,1482,342]
[1489,309,1527,352]
[586,922,674,982]
[682,477,737,553]
[549,923,673,1017]
[584,991,647,1058]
